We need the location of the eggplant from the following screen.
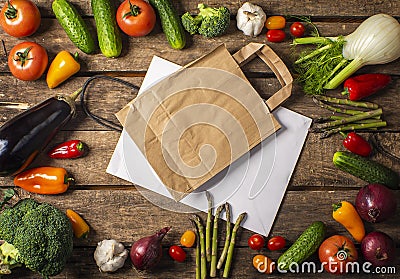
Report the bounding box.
[0,95,76,176]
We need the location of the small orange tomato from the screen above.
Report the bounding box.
[180,230,196,248]
[252,254,275,274]
[265,16,286,30]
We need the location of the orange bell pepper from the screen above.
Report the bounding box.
[66,209,90,238]
[13,166,74,194]
[46,50,80,89]
[332,201,365,243]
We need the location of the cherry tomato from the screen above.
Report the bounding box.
[290,22,306,37]
[266,29,286,43]
[248,234,265,250]
[267,236,286,251]
[180,230,196,248]
[318,235,358,274]
[8,41,48,81]
[252,254,275,274]
[116,0,156,37]
[265,16,286,30]
[0,0,41,38]
[169,245,186,262]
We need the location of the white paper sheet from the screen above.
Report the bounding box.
[107,56,312,236]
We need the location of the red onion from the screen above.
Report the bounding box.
[361,231,396,266]
[355,184,397,223]
[130,227,171,271]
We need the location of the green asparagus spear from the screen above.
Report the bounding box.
[210,204,225,277]
[217,203,231,270]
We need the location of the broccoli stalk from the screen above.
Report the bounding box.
[181,4,230,37]
[0,241,21,274]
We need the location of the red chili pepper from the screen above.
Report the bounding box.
[341,132,372,157]
[48,140,87,159]
[14,166,73,194]
[343,73,391,101]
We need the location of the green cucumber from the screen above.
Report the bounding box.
[149,0,186,50]
[277,221,325,270]
[333,151,399,189]
[52,0,96,54]
[91,0,122,58]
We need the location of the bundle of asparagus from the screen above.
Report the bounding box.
[310,96,387,138]
[192,192,246,279]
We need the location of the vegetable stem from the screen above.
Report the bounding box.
[217,203,231,270]
[314,95,380,109]
[210,204,225,277]
[205,191,212,262]
[193,215,207,279]
[191,219,201,279]
[295,43,332,64]
[292,36,332,46]
[324,57,364,89]
[312,97,368,115]
[312,108,382,131]
[69,87,83,101]
[222,212,246,278]
[320,121,387,138]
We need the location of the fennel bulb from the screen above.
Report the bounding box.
[293,14,400,95]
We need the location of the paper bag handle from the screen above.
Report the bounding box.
[232,43,293,111]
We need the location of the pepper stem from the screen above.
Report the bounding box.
[65,177,75,186]
[69,87,83,101]
[332,202,342,212]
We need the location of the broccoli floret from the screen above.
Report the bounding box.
[181,4,230,38]
[0,199,73,277]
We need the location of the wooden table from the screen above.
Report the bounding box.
[0,0,399,278]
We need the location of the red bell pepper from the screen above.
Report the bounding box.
[48,140,87,159]
[342,73,391,101]
[341,132,372,157]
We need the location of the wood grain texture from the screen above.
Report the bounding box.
[0,1,399,278]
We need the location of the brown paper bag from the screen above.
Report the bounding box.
[117,43,293,201]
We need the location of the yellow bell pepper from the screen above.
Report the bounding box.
[46,50,80,89]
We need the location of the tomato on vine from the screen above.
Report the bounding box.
[0,0,41,38]
[116,0,156,37]
[290,22,306,37]
[8,41,48,81]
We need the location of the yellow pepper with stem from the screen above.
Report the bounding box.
[332,201,365,243]
[66,209,90,238]
[46,50,80,89]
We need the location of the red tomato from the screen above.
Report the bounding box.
[266,29,286,43]
[267,236,286,251]
[265,16,286,30]
[0,0,41,38]
[248,234,265,250]
[8,41,48,81]
[116,0,156,37]
[168,245,186,262]
[290,22,306,37]
[318,235,358,274]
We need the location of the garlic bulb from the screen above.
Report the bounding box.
[236,2,266,37]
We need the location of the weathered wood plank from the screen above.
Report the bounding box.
[1,19,400,74]
[1,77,399,131]
[33,0,400,17]
[0,131,399,188]
[4,189,400,278]
[11,189,400,246]
[7,246,400,279]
